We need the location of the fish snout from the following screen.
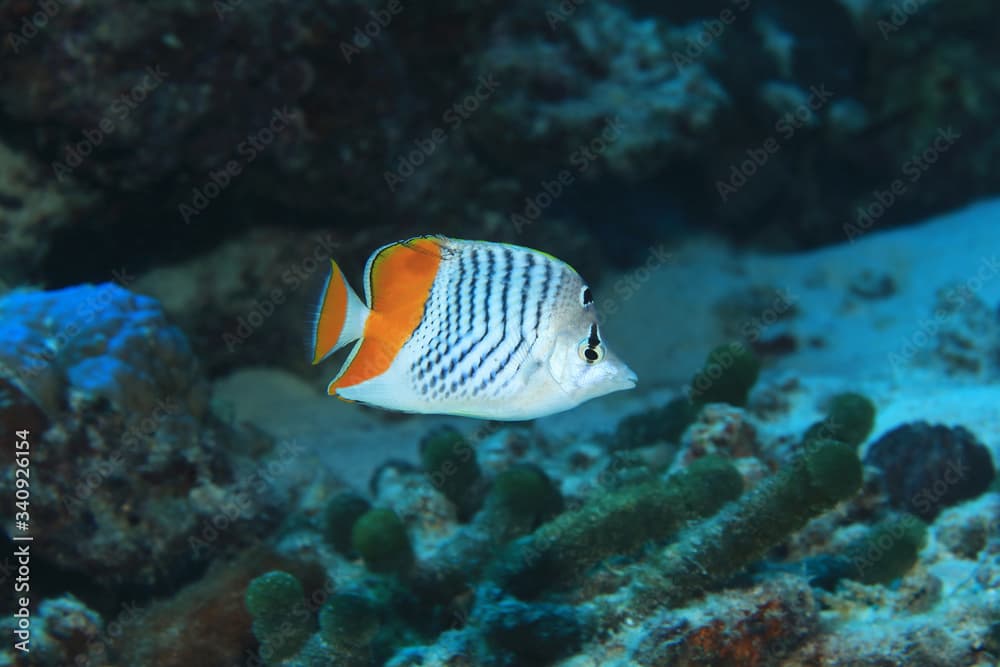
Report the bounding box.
[607,359,638,392]
[620,366,638,389]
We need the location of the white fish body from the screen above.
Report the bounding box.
[310,235,636,420]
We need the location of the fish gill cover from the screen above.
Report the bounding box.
[1,0,1000,665]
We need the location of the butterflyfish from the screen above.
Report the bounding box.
[310,235,637,420]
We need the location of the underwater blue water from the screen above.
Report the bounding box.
[1,1,999,666]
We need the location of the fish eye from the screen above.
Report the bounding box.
[581,286,594,307]
[578,338,604,364]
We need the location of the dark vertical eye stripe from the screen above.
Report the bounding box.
[588,323,601,347]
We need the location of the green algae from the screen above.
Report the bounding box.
[490,455,743,598]
[804,391,877,446]
[420,425,484,518]
[322,491,371,556]
[622,439,862,616]
[318,589,380,654]
[843,513,928,585]
[689,342,761,407]
[489,463,564,529]
[352,508,414,575]
[805,512,928,589]
[611,396,700,450]
[245,570,313,662]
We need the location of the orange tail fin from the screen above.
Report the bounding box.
[310,259,369,365]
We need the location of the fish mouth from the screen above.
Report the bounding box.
[625,369,639,389]
[616,366,638,391]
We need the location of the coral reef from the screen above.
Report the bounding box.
[865,421,996,521]
[676,402,762,466]
[489,456,743,598]
[0,140,100,286]
[3,4,1000,665]
[804,513,928,589]
[915,282,1000,378]
[688,342,762,407]
[615,440,862,617]
[420,425,486,520]
[0,595,102,666]
[112,550,323,667]
[934,492,999,561]
[839,513,928,585]
[0,285,287,592]
[132,227,349,378]
[220,433,881,665]
[318,589,381,662]
[246,570,314,661]
[352,508,415,575]
[803,391,876,447]
[323,490,372,556]
[0,0,535,293]
[475,2,729,182]
[475,586,586,666]
[630,575,819,667]
[610,395,699,450]
[0,0,994,342]
[10,392,995,666]
[487,463,563,529]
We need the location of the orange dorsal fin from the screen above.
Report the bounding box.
[328,236,443,392]
[311,259,369,365]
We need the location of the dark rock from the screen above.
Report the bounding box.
[478,591,586,666]
[864,421,996,521]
